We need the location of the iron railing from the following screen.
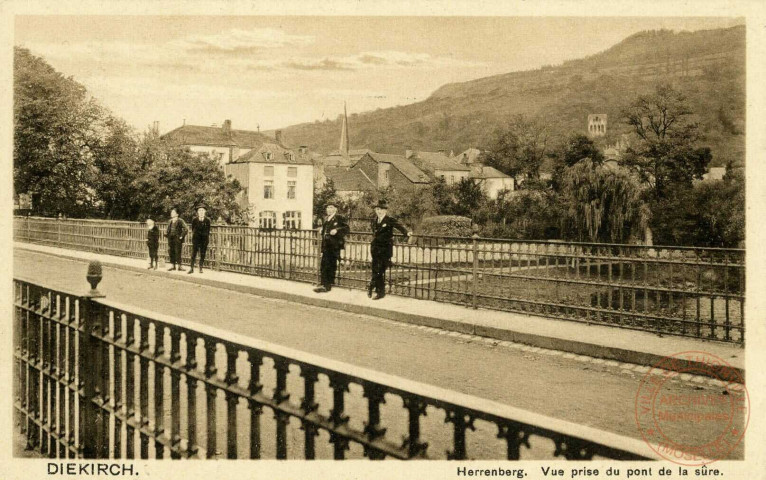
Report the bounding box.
[14,272,656,460]
[14,216,745,344]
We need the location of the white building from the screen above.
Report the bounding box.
[406,149,471,185]
[225,143,314,229]
[470,165,515,199]
[453,148,514,198]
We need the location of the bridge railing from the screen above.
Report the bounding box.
[14,272,656,460]
[14,216,745,344]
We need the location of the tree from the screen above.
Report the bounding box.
[313,179,338,218]
[649,168,744,247]
[621,83,710,198]
[131,138,243,223]
[559,134,604,167]
[479,188,562,240]
[481,114,551,186]
[14,47,106,216]
[90,116,141,219]
[560,160,648,243]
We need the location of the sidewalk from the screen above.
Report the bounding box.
[14,241,744,377]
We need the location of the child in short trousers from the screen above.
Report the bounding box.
[146,218,159,269]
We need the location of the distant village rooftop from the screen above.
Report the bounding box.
[364,152,431,184]
[162,120,275,149]
[232,143,312,165]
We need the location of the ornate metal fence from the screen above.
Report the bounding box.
[14,271,655,460]
[14,216,745,344]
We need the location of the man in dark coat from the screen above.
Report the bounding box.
[314,199,349,293]
[189,203,212,274]
[166,207,188,271]
[369,200,411,300]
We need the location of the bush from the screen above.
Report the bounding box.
[418,215,474,238]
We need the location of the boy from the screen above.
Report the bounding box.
[146,218,159,270]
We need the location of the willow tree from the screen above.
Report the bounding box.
[561,159,648,243]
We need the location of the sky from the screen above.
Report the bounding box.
[15,16,743,135]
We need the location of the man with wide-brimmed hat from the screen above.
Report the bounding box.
[314,198,349,293]
[368,199,411,300]
[188,202,211,274]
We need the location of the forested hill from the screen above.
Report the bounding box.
[277,25,744,167]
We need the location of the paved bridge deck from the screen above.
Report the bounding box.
[12,244,745,459]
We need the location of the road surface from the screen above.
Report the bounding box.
[13,249,744,460]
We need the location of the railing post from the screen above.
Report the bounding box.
[288,234,295,281]
[472,233,479,310]
[80,261,107,458]
[214,226,221,272]
[315,226,322,286]
[57,217,62,246]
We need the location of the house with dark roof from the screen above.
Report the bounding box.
[354,152,431,191]
[405,149,471,185]
[161,119,281,167]
[324,167,376,199]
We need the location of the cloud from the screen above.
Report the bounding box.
[276,51,483,71]
[282,58,354,71]
[21,31,483,77]
[170,28,314,53]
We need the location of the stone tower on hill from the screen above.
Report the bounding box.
[587,114,607,137]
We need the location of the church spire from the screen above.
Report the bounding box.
[339,102,349,157]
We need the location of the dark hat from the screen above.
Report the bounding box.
[325,197,339,208]
[374,200,389,209]
[195,202,208,211]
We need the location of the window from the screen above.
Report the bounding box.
[287,167,297,178]
[440,174,446,181]
[384,170,389,182]
[450,175,455,184]
[287,181,296,199]
[259,211,277,229]
[286,152,294,161]
[265,152,272,161]
[264,166,274,176]
[283,211,301,230]
[264,180,274,199]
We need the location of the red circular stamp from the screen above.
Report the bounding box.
[635,351,749,465]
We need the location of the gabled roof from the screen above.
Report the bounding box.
[411,151,471,173]
[162,125,274,149]
[325,167,376,192]
[232,143,312,165]
[454,148,482,165]
[364,152,431,184]
[470,165,511,179]
[322,149,372,168]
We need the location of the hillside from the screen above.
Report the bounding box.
[277,26,745,167]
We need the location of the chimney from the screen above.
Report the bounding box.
[222,119,232,135]
[405,147,414,159]
[275,130,283,145]
[152,121,160,135]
